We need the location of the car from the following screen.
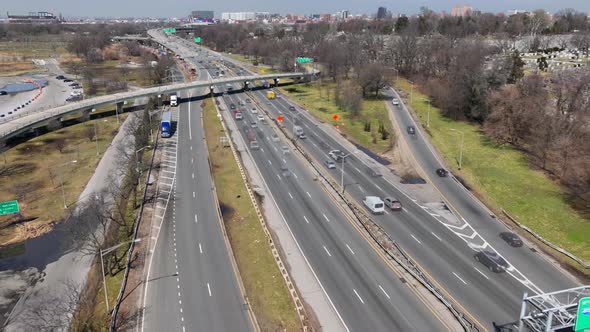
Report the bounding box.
[246,98,251,103]
[56,75,65,80]
[280,164,291,177]
[407,126,416,135]
[0,91,7,95]
[8,111,12,115]
[250,121,257,128]
[289,106,296,112]
[239,99,246,106]
[70,83,81,87]
[63,79,73,82]
[499,232,523,247]
[474,251,509,273]
[328,150,346,162]
[281,145,290,154]
[250,108,258,114]
[257,114,265,122]
[271,133,280,142]
[383,197,402,211]
[436,168,448,177]
[392,98,400,106]
[230,104,236,110]
[325,160,336,169]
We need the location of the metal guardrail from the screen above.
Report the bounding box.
[109,119,161,331]
[502,208,590,269]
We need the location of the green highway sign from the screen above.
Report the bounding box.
[163,28,177,33]
[296,57,313,64]
[576,297,590,332]
[194,37,201,43]
[0,200,19,216]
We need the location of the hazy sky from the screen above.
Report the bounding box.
[5,0,590,18]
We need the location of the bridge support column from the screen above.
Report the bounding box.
[273,78,279,87]
[115,102,123,124]
[243,81,250,91]
[209,85,214,96]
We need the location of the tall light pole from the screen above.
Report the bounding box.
[340,151,361,193]
[100,238,141,313]
[449,129,464,170]
[427,100,431,128]
[92,108,99,156]
[59,160,78,209]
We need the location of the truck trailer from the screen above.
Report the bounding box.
[161,111,172,138]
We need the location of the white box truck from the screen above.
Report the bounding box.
[170,93,178,107]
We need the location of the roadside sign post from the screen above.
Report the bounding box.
[0,200,19,216]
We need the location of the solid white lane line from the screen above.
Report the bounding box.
[293,173,298,179]
[288,192,294,199]
[268,160,272,165]
[378,285,391,300]
[188,97,192,140]
[375,184,383,191]
[346,244,355,255]
[193,192,195,198]
[431,232,442,241]
[453,272,468,285]
[190,146,192,150]
[195,214,198,223]
[304,216,310,224]
[199,243,203,254]
[353,289,365,304]
[277,174,281,180]
[207,283,212,296]
[192,173,194,179]
[306,191,312,198]
[353,166,361,173]
[323,246,332,257]
[473,266,490,280]
[323,214,330,222]
[411,234,422,244]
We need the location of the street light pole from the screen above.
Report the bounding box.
[427,101,431,128]
[340,151,360,193]
[59,160,78,209]
[449,129,464,170]
[99,238,141,313]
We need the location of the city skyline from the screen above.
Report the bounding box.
[3,0,590,18]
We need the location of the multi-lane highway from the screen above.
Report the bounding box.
[154,35,459,330]
[142,68,254,331]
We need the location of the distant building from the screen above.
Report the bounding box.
[506,9,529,16]
[450,4,473,17]
[335,10,350,21]
[7,11,61,24]
[190,10,214,22]
[377,7,387,19]
[221,12,256,22]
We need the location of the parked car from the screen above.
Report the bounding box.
[407,126,415,135]
[325,160,336,169]
[56,75,65,80]
[436,168,448,177]
[392,98,400,106]
[0,91,7,95]
[63,79,73,82]
[499,232,523,247]
[0,114,5,117]
[474,251,509,273]
[383,197,402,211]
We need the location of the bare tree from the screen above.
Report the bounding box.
[358,63,389,97]
[54,138,66,153]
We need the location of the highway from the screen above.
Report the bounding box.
[142,67,253,331]
[191,58,454,330]
[236,78,579,328]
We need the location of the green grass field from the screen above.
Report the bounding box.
[203,98,300,331]
[395,78,590,265]
[0,115,126,246]
[279,81,394,153]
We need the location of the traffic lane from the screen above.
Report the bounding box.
[178,95,252,331]
[222,93,446,331]
[387,89,577,291]
[143,202,183,332]
[255,90,526,324]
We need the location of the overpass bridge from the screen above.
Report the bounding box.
[0,72,312,144]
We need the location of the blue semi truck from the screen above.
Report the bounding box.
[161,111,172,138]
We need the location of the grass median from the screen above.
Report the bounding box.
[279,81,394,154]
[0,115,127,247]
[395,78,590,267]
[202,98,300,331]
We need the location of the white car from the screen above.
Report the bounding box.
[392,98,400,106]
[257,114,265,122]
[250,108,258,114]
